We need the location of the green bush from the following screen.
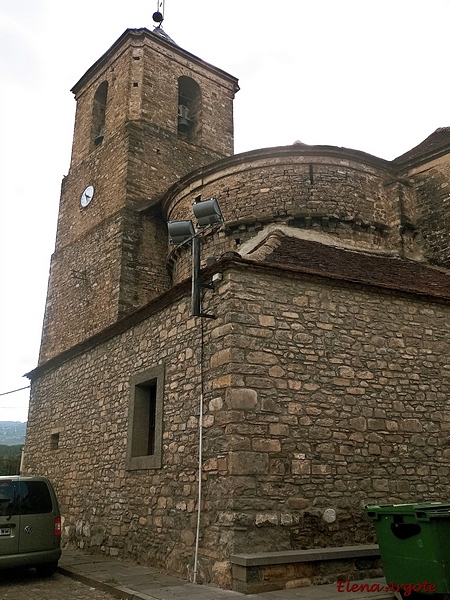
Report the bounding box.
[0,444,22,475]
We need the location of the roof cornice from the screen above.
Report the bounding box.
[27,250,450,382]
[71,28,239,97]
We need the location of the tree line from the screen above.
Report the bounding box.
[0,444,22,475]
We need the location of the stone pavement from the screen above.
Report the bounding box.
[59,549,395,600]
[2,568,117,600]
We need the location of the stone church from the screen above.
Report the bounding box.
[24,17,450,593]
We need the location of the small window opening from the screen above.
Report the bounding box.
[133,82,139,87]
[50,433,60,450]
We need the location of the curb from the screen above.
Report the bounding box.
[58,563,396,600]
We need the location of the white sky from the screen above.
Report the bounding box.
[1,0,450,423]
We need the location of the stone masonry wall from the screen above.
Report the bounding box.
[26,260,450,588]
[405,154,450,268]
[41,30,237,362]
[163,148,423,286]
[39,213,124,363]
[26,290,234,584]
[203,266,450,559]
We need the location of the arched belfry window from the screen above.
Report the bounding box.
[91,81,108,147]
[177,76,201,143]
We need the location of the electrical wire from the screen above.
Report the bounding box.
[0,385,30,397]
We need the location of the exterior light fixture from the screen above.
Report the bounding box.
[167,199,224,317]
[167,220,195,245]
[192,198,223,227]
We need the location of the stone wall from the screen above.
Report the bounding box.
[40,29,238,363]
[25,259,450,587]
[204,266,450,560]
[28,21,450,593]
[163,147,426,287]
[27,291,213,577]
[406,154,450,268]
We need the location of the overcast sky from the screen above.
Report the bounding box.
[1,0,450,423]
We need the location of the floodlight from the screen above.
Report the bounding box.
[167,220,195,245]
[192,198,223,227]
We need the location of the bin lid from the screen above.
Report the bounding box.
[365,502,450,519]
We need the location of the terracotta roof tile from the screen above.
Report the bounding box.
[246,232,450,300]
[394,127,450,164]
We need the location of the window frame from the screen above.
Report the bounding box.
[126,364,165,470]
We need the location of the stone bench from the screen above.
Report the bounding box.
[230,544,382,594]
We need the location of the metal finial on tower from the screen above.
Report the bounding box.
[152,0,165,26]
[151,0,176,44]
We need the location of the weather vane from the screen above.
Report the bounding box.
[152,0,165,26]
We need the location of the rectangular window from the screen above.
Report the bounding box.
[0,481,53,516]
[18,481,53,514]
[126,364,164,470]
[50,432,60,450]
[0,480,14,516]
[131,380,157,458]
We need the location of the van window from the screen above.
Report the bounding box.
[0,481,14,516]
[18,481,53,514]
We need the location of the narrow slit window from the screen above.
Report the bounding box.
[91,81,108,148]
[177,76,201,143]
[50,432,60,450]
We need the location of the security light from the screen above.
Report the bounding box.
[167,198,225,318]
[167,220,195,244]
[192,198,223,227]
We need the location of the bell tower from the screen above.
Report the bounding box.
[39,23,239,364]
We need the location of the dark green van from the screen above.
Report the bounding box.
[0,475,61,576]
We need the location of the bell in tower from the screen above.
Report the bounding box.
[36,16,239,364]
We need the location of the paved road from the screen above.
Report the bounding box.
[1,569,121,600]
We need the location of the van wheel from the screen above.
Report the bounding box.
[36,562,58,577]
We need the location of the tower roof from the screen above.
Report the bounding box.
[71,28,239,97]
[151,24,177,45]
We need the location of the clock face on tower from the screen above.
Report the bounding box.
[80,185,94,208]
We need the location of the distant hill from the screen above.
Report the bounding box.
[0,421,27,445]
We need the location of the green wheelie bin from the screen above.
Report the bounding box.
[365,502,450,597]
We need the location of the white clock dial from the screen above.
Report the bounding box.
[80,185,94,208]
